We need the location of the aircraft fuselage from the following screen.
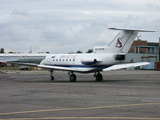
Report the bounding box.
[40,53,121,72]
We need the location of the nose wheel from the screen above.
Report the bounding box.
[50,70,54,81]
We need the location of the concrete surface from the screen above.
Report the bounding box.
[0,70,160,120]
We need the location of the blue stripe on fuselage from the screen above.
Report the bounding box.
[44,64,113,68]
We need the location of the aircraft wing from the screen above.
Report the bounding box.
[6,61,98,72]
[0,59,19,64]
[6,61,38,67]
[103,62,150,71]
[38,65,98,73]
[6,61,150,72]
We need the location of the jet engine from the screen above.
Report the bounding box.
[81,58,97,65]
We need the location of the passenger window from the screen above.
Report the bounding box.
[63,59,64,61]
[53,59,55,61]
[66,59,68,61]
[73,59,75,61]
[56,59,58,61]
[70,59,71,61]
[59,59,61,61]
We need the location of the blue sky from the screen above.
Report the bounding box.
[0,0,160,53]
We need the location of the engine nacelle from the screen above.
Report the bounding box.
[81,58,97,65]
[115,55,125,60]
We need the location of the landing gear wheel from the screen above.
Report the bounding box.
[96,73,103,81]
[51,76,54,81]
[50,70,54,81]
[70,74,76,82]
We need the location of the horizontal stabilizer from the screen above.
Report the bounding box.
[7,61,38,67]
[109,28,156,32]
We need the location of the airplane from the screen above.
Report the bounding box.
[0,53,47,63]
[0,54,46,68]
[5,28,156,82]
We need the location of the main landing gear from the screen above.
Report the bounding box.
[50,70,77,82]
[94,72,103,81]
[49,70,103,82]
[68,72,77,82]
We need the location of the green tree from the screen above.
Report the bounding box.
[86,49,93,53]
[76,50,82,53]
[68,52,72,54]
[130,58,134,63]
[0,48,4,53]
[8,51,14,53]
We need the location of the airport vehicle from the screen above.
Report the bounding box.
[4,28,155,82]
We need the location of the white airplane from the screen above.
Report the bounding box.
[6,28,155,82]
[0,54,46,67]
[0,54,46,63]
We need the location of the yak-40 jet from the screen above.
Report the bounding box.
[7,28,156,82]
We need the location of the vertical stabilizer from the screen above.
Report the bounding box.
[108,28,156,54]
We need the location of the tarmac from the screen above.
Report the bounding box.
[0,69,160,120]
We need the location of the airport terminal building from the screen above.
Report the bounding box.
[125,38,160,70]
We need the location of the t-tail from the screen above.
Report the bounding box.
[93,28,156,54]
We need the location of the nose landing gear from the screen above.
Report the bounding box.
[50,70,54,81]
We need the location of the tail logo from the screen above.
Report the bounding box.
[116,38,122,48]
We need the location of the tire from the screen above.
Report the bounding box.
[70,74,76,82]
[96,73,103,81]
[51,76,54,81]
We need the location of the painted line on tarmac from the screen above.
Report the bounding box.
[0,117,160,120]
[0,102,160,116]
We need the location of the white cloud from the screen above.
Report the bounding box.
[0,0,160,53]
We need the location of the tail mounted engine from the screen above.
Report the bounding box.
[81,58,97,65]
